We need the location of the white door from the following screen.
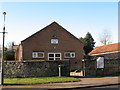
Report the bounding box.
[48,53,61,60]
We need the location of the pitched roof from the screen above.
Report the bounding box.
[21,21,83,44]
[89,43,120,55]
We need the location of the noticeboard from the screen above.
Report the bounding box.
[97,57,104,68]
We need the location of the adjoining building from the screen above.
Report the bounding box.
[89,43,120,59]
[11,42,19,52]
[15,22,84,71]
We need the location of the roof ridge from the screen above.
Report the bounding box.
[21,22,83,44]
[96,43,120,47]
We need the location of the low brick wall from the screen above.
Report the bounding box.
[82,57,120,76]
[4,60,70,78]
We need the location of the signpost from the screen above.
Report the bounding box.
[0,12,7,85]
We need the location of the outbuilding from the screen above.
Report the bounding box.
[89,43,120,59]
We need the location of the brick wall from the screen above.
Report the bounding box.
[17,22,84,71]
[21,22,83,61]
[82,56,120,76]
[4,60,70,78]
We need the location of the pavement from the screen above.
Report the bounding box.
[1,76,120,90]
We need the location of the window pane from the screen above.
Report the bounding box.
[64,52,75,58]
[32,52,44,58]
[65,53,70,57]
[49,54,54,57]
[55,54,60,57]
[55,58,60,60]
[49,58,54,60]
[33,52,37,58]
[71,53,75,57]
[51,39,58,44]
[38,53,44,57]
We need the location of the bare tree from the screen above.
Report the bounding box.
[6,42,15,50]
[99,30,111,45]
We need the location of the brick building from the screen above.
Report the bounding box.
[89,43,120,59]
[15,22,84,71]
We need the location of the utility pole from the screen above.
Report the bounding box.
[0,12,7,85]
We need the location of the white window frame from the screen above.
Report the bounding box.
[51,39,58,44]
[32,52,44,58]
[64,52,75,58]
[48,53,61,60]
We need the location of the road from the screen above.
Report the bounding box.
[1,84,120,90]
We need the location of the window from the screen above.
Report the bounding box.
[32,52,38,58]
[64,52,75,58]
[51,39,58,44]
[32,52,44,58]
[48,53,61,60]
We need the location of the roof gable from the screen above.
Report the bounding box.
[89,43,120,55]
[21,21,83,44]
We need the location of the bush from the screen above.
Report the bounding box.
[5,50,15,60]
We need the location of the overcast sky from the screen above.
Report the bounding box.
[0,1,118,47]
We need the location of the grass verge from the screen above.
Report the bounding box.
[4,77,80,85]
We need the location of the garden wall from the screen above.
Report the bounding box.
[3,60,70,78]
[82,57,120,77]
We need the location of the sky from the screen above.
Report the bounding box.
[0,1,118,47]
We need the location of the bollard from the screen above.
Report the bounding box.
[58,65,64,77]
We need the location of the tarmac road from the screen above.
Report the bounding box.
[1,85,120,90]
[52,84,120,90]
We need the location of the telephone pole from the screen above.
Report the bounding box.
[0,12,7,85]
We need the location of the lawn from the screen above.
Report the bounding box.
[4,77,80,85]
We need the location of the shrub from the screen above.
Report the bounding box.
[5,50,15,60]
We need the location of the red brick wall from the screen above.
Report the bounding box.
[18,22,84,71]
